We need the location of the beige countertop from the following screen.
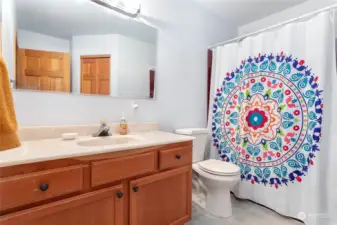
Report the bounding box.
[0,131,195,168]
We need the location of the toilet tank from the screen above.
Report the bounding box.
[175,128,208,163]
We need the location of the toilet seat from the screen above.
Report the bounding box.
[198,159,240,176]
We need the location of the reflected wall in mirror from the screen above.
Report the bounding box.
[15,0,157,99]
[0,21,2,56]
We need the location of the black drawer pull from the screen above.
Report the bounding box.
[176,154,182,160]
[117,192,124,198]
[39,184,49,192]
[133,186,139,192]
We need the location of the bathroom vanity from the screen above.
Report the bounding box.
[0,125,194,225]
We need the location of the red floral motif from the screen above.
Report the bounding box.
[285,90,291,95]
[293,125,300,131]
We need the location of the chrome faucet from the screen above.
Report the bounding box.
[10,79,16,89]
[93,121,112,137]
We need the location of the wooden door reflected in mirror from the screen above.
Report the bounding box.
[16,49,70,92]
[80,55,111,96]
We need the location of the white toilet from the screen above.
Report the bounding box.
[175,128,240,218]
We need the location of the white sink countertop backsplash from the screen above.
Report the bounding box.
[18,122,159,141]
[0,123,195,167]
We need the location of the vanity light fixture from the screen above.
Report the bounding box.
[90,0,141,18]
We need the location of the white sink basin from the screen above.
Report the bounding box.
[77,136,141,147]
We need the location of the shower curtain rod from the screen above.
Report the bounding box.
[208,3,337,49]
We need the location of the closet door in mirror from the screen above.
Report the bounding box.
[80,55,110,96]
[16,49,70,92]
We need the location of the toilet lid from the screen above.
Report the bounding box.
[198,159,240,176]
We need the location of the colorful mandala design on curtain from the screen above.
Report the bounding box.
[212,52,323,188]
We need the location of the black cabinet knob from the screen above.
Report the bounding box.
[39,184,49,192]
[117,192,124,198]
[176,154,182,160]
[133,186,139,192]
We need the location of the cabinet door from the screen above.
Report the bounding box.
[130,166,192,225]
[16,49,43,90]
[81,58,97,94]
[43,51,71,92]
[0,185,125,225]
[96,57,110,95]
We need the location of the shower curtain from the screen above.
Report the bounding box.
[208,10,337,225]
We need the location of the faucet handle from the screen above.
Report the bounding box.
[93,120,111,137]
[100,120,107,126]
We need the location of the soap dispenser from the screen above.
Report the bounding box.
[120,113,128,135]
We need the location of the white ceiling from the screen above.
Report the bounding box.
[14,0,157,43]
[194,0,308,27]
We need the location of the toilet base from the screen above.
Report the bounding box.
[192,163,239,218]
[192,190,206,209]
[205,187,232,218]
[192,189,233,218]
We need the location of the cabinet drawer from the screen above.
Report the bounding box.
[0,185,124,225]
[0,165,84,212]
[159,146,192,170]
[92,152,157,187]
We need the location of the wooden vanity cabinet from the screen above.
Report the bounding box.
[0,141,192,225]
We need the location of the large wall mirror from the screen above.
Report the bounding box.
[14,0,158,99]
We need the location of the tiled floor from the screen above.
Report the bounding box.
[187,195,304,225]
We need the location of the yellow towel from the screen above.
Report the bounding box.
[0,57,21,151]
